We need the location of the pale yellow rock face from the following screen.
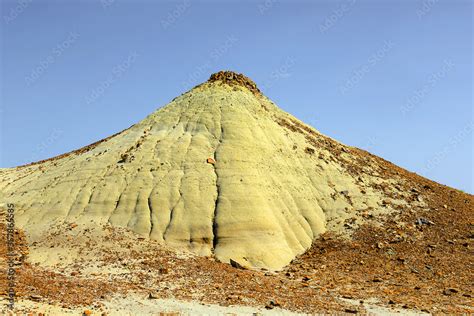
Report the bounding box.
[0,81,405,270]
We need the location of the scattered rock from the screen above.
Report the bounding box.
[344,307,358,314]
[230,258,246,270]
[159,267,169,274]
[29,294,42,301]
[443,288,459,296]
[416,218,434,226]
[265,299,281,309]
[410,267,420,274]
[118,153,134,163]
[69,223,78,229]
[397,257,406,263]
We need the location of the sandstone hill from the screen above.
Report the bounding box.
[0,71,472,314]
[0,71,417,270]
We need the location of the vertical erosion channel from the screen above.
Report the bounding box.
[211,108,224,253]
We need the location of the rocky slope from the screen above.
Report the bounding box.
[1,180,471,314]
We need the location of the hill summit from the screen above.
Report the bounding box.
[207,70,261,95]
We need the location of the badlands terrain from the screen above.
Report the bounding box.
[1,71,473,314]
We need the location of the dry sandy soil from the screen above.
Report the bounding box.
[1,153,472,315]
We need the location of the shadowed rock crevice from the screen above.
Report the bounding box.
[147,195,154,237]
[211,106,224,253]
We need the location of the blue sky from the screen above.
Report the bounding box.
[1,0,472,193]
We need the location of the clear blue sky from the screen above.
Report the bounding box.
[1,0,472,193]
